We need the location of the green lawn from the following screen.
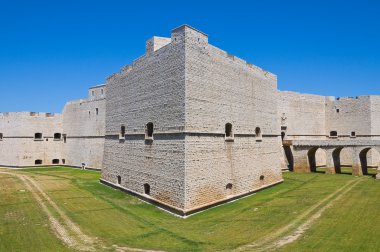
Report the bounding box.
[316,166,378,176]
[0,167,379,251]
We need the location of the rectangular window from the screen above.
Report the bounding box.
[34,133,43,140]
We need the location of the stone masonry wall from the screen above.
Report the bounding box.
[101,26,187,210]
[278,91,328,140]
[0,112,63,166]
[183,25,283,211]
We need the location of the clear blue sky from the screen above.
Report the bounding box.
[0,0,379,113]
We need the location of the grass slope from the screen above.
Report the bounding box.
[0,167,379,251]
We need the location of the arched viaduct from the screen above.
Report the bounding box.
[283,140,380,178]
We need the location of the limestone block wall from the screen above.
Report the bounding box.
[0,112,63,166]
[278,91,328,140]
[102,26,187,210]
[326,96,372,139]
[183,25,283,210]
[185,136,283,210]
[62,89,106,169]
[370,96,380,140]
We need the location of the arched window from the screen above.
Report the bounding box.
[52,159,59,164]
[35,159,42,165]
[62,159,66,164]
[330,131,338,137]
[34,133,43,140]
[120,125,125,139]
[255,127,262,141]
[54,133,61,140]
[117,176,121,185]
[225,123,233,137]
[144,183,151,195]
[145,122,154,139]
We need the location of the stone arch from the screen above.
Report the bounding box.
[359,147,380,176]
[332,147,344,174]
[307,147,327,173]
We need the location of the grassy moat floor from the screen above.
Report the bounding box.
[0,167,379,252]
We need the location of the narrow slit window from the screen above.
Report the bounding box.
[146,122,154,139]
[96,108,99,115]
[117,176,121,185]
[225,123,233,137]
[255,127,262,141]
[62,159,66,164]
[120,125,126,139]
[0,133,3,140]
[144,183,150,195]
[63,134,67,143]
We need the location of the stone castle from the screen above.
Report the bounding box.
[1,25,379,216]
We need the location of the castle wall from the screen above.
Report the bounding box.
[278,91,328,140]
[101,27,187,210]
[0,112,63,166]
[326,96,372,139]
[183,25,283,211]
[62,86,106,169]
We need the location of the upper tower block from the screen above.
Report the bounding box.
[146,36,171,55]
[88,84,106,101]
[171,24,208,45]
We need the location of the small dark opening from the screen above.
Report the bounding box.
[62,159,66,164]
[144,183,151,195]
[101,89,104,95]
[351,131,356,137]
[35,159,42,165]
[336,109,340,113]
[52,159,59,164]
[226,183,233,190]
[330,131,338,137]
[255,127,261,136]
[120,125,126,138]
[225,123,233,137]
[260,175,265,180]
[96,108,99,115]
[146,122,154,138]
[63,134,67,143]
[88,111,91,118]
[54,133,61,140]
[117,176,121,185]
[34,133,42,140]
[0,133,3,140]
[281,132,285,141]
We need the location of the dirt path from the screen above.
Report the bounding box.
[0,170,164,252]
[235,178,362,251]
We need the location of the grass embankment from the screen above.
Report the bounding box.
[0,167,379,251]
